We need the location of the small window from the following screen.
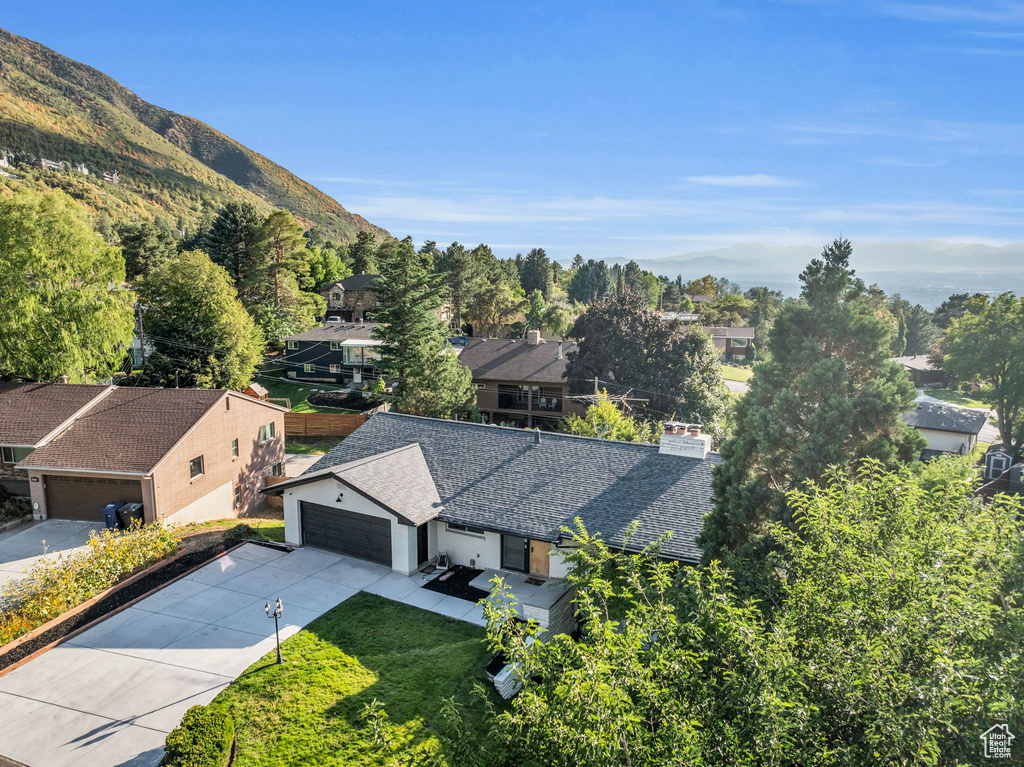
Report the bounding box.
[330,364,342,374]
[731,338,749,348]
[234,485,242,506]
[476,383,487,390]
[189,455,204,479]
[1,446,33,464]
[231,438,239,458]
[271,462,284,477]
[330,341,342,351]
[303,363,315,373]
[447,522,486,537]
[357,291,364,300]
[286,340,298,350]
[258,422,276,443]
[332,292,341,300]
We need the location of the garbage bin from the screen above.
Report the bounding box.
[117,502,144,529]
[101,502,125,530]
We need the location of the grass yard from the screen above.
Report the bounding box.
[720,364,754,383]
[210,592,497,766]
[176,515,285,544]
[285,436,339,455]
[922,388,990,410]
[254,373,359,414]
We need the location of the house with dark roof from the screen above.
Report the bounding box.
[321,273,382,322]
[1,383,285,524]
[702,326,754,359]
[264,413,718,580]
[891,355,947,387]
[283,322,383,384]
[901,399,988,459]
[456,330,586,429]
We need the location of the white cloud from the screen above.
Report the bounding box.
[684,174,801,187]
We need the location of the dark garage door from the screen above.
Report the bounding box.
[300,501,392,567]
[45,475,143,521]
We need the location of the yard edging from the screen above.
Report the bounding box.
[0,542,247,678]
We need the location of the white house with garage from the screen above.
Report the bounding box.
[264,413,719,631]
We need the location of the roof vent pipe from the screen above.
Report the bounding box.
[557,341,563,360]
[533,428,541,445]
[60,375,69,384]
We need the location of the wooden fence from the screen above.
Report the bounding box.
[263,475,289,509]
[284,412,369,437]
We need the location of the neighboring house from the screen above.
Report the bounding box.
[264,414,718,611]
[72,162,89,175]
[32,158,63,170]
[321,273,382,322]
[701,326,754,359]
[684,293,715,304]
[658,311,700,323]
[243,382,269,401]
[1,383,285,524]
[456,331,585,429]
[891,355,947,387]
[102,170,120,183]
[901,400,987,459]
[283,322,383,384]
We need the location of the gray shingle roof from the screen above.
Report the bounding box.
[285,322,381,343]
[457,338,577,384]
[0,383,111,446]
[892,355,938,372]
[902,401,988,435]
[306,413,719,563]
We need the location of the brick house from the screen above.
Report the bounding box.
[456,330,586,429]
[702,326,754,359]
[283,322,383,384]
[321,273,381,322]
[1,383,285,524]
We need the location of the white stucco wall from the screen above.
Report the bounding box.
[919,428,975,454]
[164,481,234,526]
[437,525,502,570]
[282,479,420,575]
[549,546,573,579]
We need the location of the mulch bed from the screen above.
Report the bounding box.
[422,565,489,603]
[0,540,232,673]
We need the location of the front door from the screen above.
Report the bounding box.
[417,523,429,565]
[501,534,529,572]
[529,540,550,576]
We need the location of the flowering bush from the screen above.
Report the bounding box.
[0,522,178,646]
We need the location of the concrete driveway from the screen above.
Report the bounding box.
[0,520,104,593]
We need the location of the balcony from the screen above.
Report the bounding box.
[531,395,562,413]
[497,386,529,411]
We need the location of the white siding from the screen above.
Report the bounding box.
[437,525,502,570]
[918,428,975,455]
[282,478,420,575]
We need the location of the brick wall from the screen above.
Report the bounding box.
[0,462,30,497]
[151,394,285,521]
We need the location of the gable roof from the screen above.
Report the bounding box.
[902,401,988,436]
[891,355,938,372]
[20,388,231,474]
[322,273,382,292]
[285,322,382,343]
[298,413,719,563]
[701,326,755,339]
[457,338,577,384]
[267,444,441,525]
[0,383,112,447]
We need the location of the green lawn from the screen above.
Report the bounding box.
[285,436,340,455]
[209,593,497,766]
[921,388,990,410]
[177,516,285,543]
[720,364,754,383]
[254,373,358,414]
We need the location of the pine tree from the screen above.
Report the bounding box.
[350,230,379,274]
[526,290,546,329]
[203,201,266,296]
[520,248,553,298]
[699,239,924,584]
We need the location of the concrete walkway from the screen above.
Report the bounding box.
[0,544,484,767]
[0,520,104,594]
[284,452,321,477]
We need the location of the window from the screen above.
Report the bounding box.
[476,383,487,390]
[1,446,33,464]
[447,522,486,537]
[731,338,749,348]
[357,291,365,301]
[271,462,284,477]
[330,342,342,351]
[231,438,239,458]
[330,364,342,374]
[258,422,276,443]
[303,364,315,373]
[343,347,362,365]
[189,455,204,479]
[331,292,341,301]
[234,485,242,506]
[286,340,298,350]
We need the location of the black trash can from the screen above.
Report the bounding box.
[101,502,125,530]
[117,502,144,529]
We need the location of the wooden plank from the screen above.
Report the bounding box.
[284,412,368,437]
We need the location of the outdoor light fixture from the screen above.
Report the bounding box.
[265,598,284,664]
[336,492,344,502]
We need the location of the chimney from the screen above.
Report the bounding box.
[659,421,711,460]
[59,375,69,384]
[527,329,542,346]
[557,341,563,360]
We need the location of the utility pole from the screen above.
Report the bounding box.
[135,304,146,370]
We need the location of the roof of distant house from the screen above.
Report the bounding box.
[457,338,577,384]
[285,322,382,343]
[901,401,988,436]
[0,383,112,446]
[684,293,715,303]
[245,382,269,397]
[701,326,755,339]
[299,412,720,563]
[19,388,281,474]
[323,274,382,292]
[891,355,939,372]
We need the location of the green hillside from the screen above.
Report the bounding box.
[0,27,387,243]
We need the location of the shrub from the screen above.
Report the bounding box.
[0,497,31,523]
[307,389,383,411]
[223,524,255,547]
[164,705,234,767]
[0,522,177,645]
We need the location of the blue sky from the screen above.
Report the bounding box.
[6,1,1024,261]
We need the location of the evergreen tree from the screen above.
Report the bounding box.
[903,303,940,356]
[117,220,179,278]
[203,201,266,296]
[700,239,925,582]
[0,188,134,382]
[525,290,546,330]
[397,336,475,418]
[350,230,379,274]
[566,259,611,304]
[520,247,554,298]
[434,241,477,329]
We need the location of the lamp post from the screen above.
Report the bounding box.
[265,598,284,664]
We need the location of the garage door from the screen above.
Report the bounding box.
[45,476,143,521]
[300,501,392,567]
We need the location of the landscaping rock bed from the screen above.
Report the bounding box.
[0,541,231,672]
[423,565,489,603]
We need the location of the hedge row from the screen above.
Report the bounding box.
[164,705,234,767]
[0,522,178,645]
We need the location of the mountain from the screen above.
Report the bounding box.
[0,27,387,243]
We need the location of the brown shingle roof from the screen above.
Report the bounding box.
[457,338,576,384]
[0,383,111,446]
[19,388,228,473]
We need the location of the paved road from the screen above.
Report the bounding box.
[283,452,321,477]
[724,379,750,395]
[0,543,484,767]
[0,521,103,594]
